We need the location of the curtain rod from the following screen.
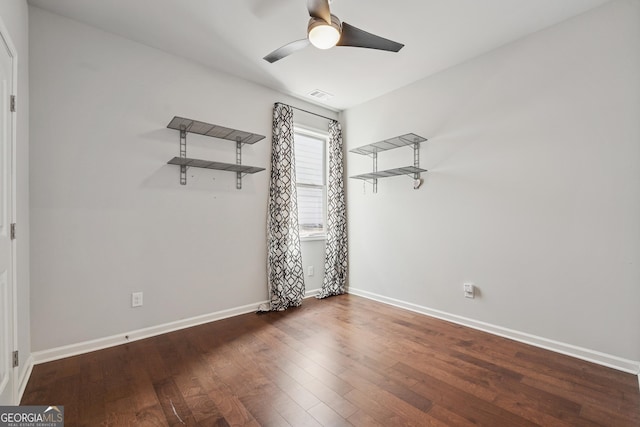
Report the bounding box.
[274,102,336,122]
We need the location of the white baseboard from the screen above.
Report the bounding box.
[16,355,33,404]
[32,300,269,364]
[305,288,321,298]
[348,287,640,376]
[32,288,323,366]
[33,288,639,392]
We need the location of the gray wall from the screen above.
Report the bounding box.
[29,7,335,352]
[301,239,326,293]
[344,0,640,362]
[28,0,640,371]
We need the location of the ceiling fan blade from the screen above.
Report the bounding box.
[263,39,310,63]
[307,0,331,24]
[337,22,404,52]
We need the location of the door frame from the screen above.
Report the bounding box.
[0,13,18,405]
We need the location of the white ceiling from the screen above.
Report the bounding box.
[28,0,610,111]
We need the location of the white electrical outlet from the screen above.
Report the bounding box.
[308,266,315,276]
[463,283,475,299]
[131,292,143,307]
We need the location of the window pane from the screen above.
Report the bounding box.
[297,186,324,236]
[295,133,324,186]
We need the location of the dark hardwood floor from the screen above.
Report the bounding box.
[22,294,640,426]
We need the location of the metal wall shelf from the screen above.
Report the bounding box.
[349,133,427,155]
[350,166,428,181]
[166,116,266,189]
[167,157,265,174]
[349,133,428,193]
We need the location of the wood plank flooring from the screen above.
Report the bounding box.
[22,294,640,426]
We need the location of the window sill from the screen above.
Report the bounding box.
[300,235,327,242]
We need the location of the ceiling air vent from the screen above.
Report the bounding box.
[308,89,334,102]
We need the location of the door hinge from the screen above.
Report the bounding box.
[10,95,15,113]
[12,351,18,368]
[10,223,16,240]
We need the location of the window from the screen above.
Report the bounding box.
[294,127,327,240]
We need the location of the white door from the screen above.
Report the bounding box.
[0,24,15,405]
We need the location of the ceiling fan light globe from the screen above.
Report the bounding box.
[308,16,341,49]
[309,25,340,49]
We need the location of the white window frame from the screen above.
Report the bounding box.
[294,125,328,241]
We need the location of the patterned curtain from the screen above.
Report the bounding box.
[318,120,348,298]
[263,104,306,311]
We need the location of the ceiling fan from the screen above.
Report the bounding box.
[263,0,404,63]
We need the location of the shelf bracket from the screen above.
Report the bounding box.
[413,142,420,179]
[372,152,378,194]
[236,137,242,190]
[180,126,187,185]
[411,140,424,189]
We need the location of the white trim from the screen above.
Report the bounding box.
[16,354,32,403]
[0,13,19,405]
[305,288,321,298]
[293,124,329,140]
[22,288,640,394]
[33,300,269,364]
[300,235,327,242]
[32,290,323,365]
[348,287,640,376]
